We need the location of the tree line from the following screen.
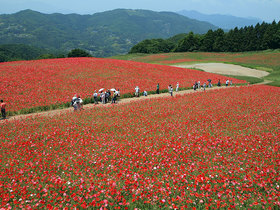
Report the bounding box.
[129,21,280,53]
[0,45,91,63]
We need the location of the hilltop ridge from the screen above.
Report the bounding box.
[0,9,217,57]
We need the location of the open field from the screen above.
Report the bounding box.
[173,63,269,78]
[0,51,279,209]
[0,57,245,115]
[112,50,280,86]
[0,85,279,209]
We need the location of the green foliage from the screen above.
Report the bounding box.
[129,39,175,54]
[68,49,92,57]
[174,32,201,52]
[0,44,67,62]
[0,44,45,62]
[222,75,264,84]
[36,54,56,59]
[0,9,217,58]
[130,21,280,54]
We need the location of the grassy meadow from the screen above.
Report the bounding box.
[112,50,280,86]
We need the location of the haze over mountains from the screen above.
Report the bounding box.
[177,10,263,30]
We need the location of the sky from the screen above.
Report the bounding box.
[0,0,279,22]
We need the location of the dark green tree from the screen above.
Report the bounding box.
[212,29,225,52]
[68,49,92,57]
[129,39,175,54]
[200,30,215,51]
[174,32,200,52]
[262,21,279,49]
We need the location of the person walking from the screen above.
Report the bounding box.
[116,89,120,97]
[111,91,118,104]
[203,82,206,91]
[71,94,78,111]
[143,90,148,96]
[93,91,98,104]
[156,83,160,94]
[170,85,173,96]
[0,100,6,119]
[226,79,229,87]
[208,79,212,88]
[76,95,83,110]
[106,90,111,103]
[101,92,106,104]
[193,82,197,91]
[176,82,179,92]
[217,79,221,87]
[135,86,140,97]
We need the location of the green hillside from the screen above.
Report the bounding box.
[0,9,217,57]
[0,44,46,62]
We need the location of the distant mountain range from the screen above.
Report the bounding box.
[0,9,217,57]
[177,10,263,30]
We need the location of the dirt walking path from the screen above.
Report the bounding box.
[173,63,270,78]
[1,63,271,123]
[2,85,240,123]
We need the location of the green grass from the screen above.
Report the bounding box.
[110,53,148,60]
[111,50,280,87]
[222,75,264,84]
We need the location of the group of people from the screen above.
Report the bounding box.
[194,79,233,91]
[71,89,120,111]
[135,86,149,97]
[94,89,119,104]
[71,95,84,111]
[0,78,236,118]
[71,79,234,111]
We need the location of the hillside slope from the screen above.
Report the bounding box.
[0,9,217,57]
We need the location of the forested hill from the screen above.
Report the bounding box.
[129,21,280,54]
[0,9,217,57]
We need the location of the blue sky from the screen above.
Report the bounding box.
[0,0,279,22]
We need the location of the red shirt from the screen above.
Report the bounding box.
[0,102,6,109]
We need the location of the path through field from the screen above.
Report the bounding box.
[1,63,270,123]
[2,85,241,123]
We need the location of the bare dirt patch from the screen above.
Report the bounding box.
[173,63,269,78]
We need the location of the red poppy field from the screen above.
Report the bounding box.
[0,57,244,113]
[0,85,279,209]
